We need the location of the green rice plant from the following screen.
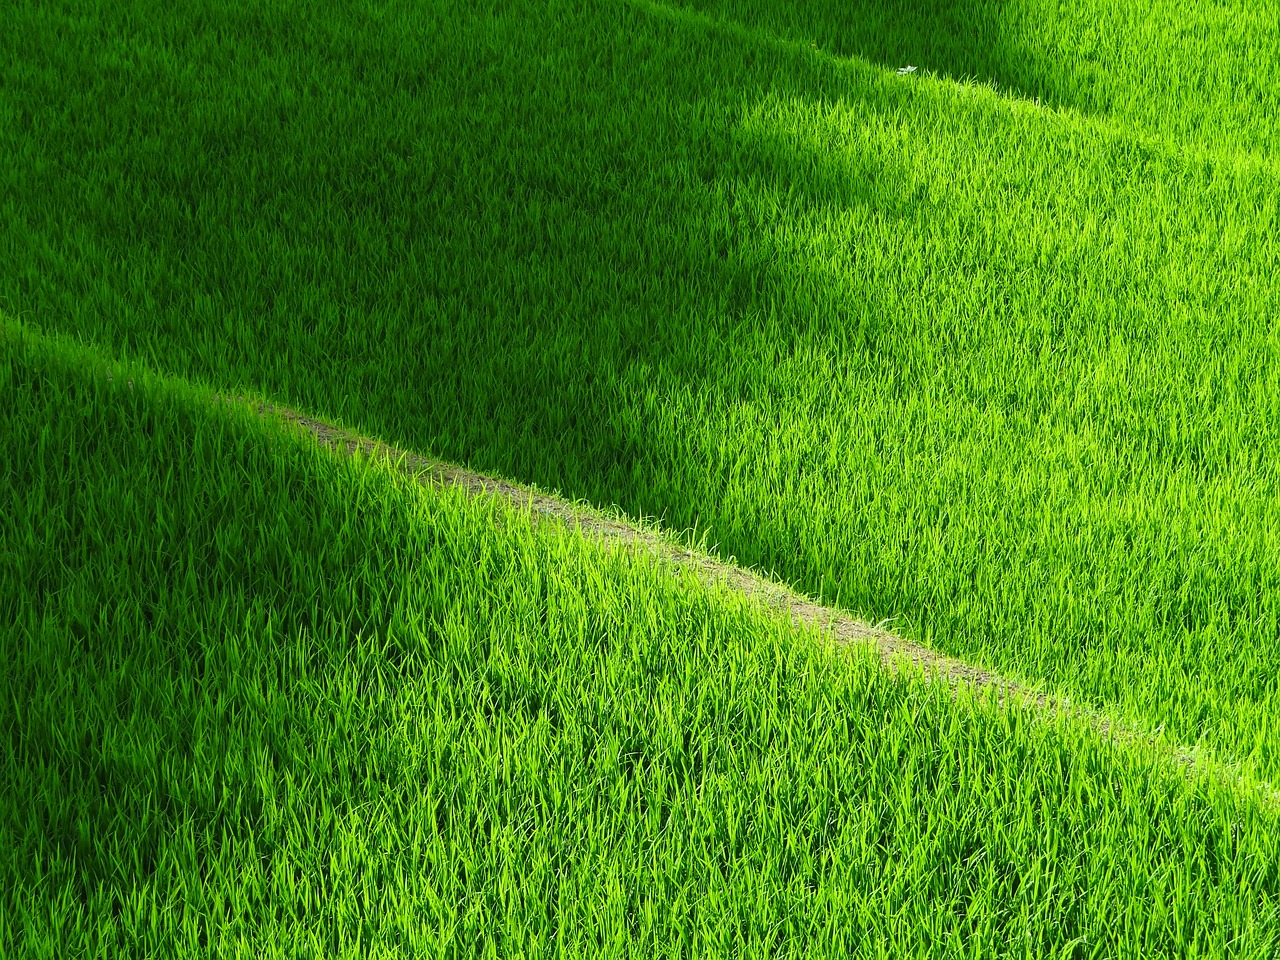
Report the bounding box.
[660,0,1280,156]
[4,316,1280,958]
[2,0,1279,786]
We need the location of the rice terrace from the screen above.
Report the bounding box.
[4,0,1280,955]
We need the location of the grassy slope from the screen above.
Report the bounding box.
[2,0,1279,780]
[667,0,1280,156]
[3,320,1280,957]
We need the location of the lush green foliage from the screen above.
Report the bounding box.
[4,0,1280,952]
[4,0,1277,782]
[668,0,1280,155]
[4,323,1280,958]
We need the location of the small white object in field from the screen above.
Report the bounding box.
[897,65,917,76]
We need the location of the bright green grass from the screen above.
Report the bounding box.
[666,0,1280,156]
[2,0,1279,789]
[4,322,1280,959]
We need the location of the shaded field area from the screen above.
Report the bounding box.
[4,0,1280,951]
[4,321,1280,957]
[4,0,1277,781]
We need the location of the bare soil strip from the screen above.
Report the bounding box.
[232,396,1277,807]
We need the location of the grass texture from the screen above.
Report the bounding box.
[666,0,1280,156]
[4,0,1278,783]
[4,0,1280,951]
[3,322,1280,958]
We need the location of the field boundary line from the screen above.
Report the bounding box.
[205,393,1280,810]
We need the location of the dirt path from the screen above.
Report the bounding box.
[240,396,1277,809]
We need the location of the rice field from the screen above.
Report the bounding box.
[4,317,1280,958]
[3,0,1280,954]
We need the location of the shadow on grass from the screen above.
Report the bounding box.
[657,0,1090,109]
[0,0,952,496]
[0,0,1234,720]
[6,0,1280,919]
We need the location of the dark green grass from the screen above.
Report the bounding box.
[2,0,1280,785]
[5,321,1280,958]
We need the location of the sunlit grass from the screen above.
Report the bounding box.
[6,0,1274,780]
[3,0,1280,949]
[664,0,1280,156]
[4,321,1280,957]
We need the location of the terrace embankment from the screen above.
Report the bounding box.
[222,392,1278,808]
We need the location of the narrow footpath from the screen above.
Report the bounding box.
[231,393,1280,810]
